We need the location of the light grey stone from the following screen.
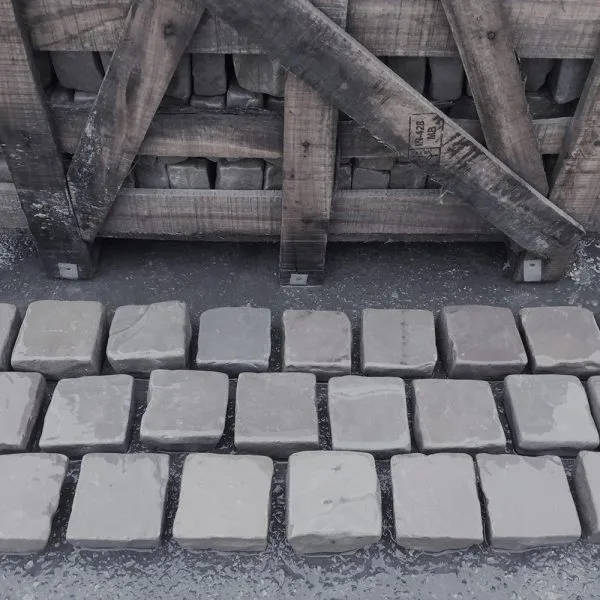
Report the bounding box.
[440,305,528,379]
[0,373,45,451]
[107,301,191,375]
[361,308,437,377]
[134,157,170,188]
[504,375,599,455]
[263,162,282,190]
[265,95,284,112]
[50,84,73,104]
[0,453,67,554]
[216,159,264,190]
[167,159,211,189]
[520,58,555,92]
[140,370,228,450]
[391,453,483,551]
[428,57,464,101]
[356,158,395,171]
[283,310,351,380]
[226,81,264,110]
[0,304,20,370]
[287,450,382,554]
[388,57,427,94]
[173,453,273,551]
[476,453,581,550]
[413,379,506,453]
[73,90,96,103]
[519,306,600,375]
[574,451,600,542]
[11,300,106,379]
[67,453,169,550]
[389,161,427,189]
[328,376,410,456]
[51,51,103,93]
[39,375,134,457]
[235,373,318,458]
[549,59,593,104]
[190,94,226,110]
[196,307,271,375]
[0,157,12,183]
[166,54,192,102]
[34,52,53,88]
[336,164,352,190]
[192,54,227,96]
[351,167,390,190]
[233,54,286,96]
[586,376,600,431]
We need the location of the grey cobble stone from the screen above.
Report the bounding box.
[0,453,67,554]
[283,310,351,380]
[336,164,352,189]
[233,54,286,96]
[107,301,191,375]
[174,453,273,551]
[140,370,228,450]
[520,58,555,92]
[11,300,106,379]
[0,304,19,371]
[504,375,599,455]
[413,379,506,453]
[287,450,382,554]
[167,159,211,189]
[476,453,581,550]
[39,375,134,457]
[389,161,427,189]
[351,167,390,190]
[263,163,282,190]
[391,453,483,551]
[440,305,527,379]
[67,453,169,550]
[575,451,600,542]
[235,373,318,458]
[134,158,170,189]
[328,376,410,456]
[226,81,264,110]
[216,159,264,190]
[549,59,593,104]
[51,51,104,93]
[428,58,464,101]
[166,55,192,102]
[190,94,226,110]
[192,54,227,96]
[388,57,426,94]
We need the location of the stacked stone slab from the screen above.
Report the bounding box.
[575,451,600,542]
[226,81,264,109]
[0,304,19,371]
[428,57,464,101]
[388,57,427,94]
[520,58,555,92]
[216,159,265,189]
[192,54,227,97]
[50,52,104,93]
[167,159,212,189]
[233,55,286,96]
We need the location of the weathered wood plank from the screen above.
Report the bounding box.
[202,0,584,257]
[23,0,600,58]
[66,0,205,243]
[0,0,95,279]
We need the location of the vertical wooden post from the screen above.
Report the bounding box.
[278,0,348,285]
[0,0,96,279]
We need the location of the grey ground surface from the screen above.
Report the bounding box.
[2,232,600,597]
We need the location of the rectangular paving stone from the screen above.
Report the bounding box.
[196,307,271,375]
[504,375,599,455]
[11,301,106,379]
[440,305,528,379]
[328,376,410,456]
[39,375,134,457]
[428,57,464,101]
[391,453,483,551]
[549,59,593,104]
[235,373,318,458]
[387,57,426,94]
[51,51,103,93]
[192,54,227,95]
[574,451,600,542]
[476,454,581,550]
[167,159,211,189]
[140,370,228,450]
[134,158,170,188]
[519,307,600,376]
[361,308,437,377]
[283,310,351,380]
[351,167,390,189]
[0,304,20,371]
[0,373,45,451]
[233,54,286,96]
[173,454,273,551]
[226,81,264,110]
[216,159,264,190]
[166,54,192,102]
[0,453,67,553]
[413,379,506,453]
[287,451,382,554]
[586,376,600,430]
[107,301,191,375]
[67,453,169,550]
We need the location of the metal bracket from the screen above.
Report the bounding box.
[57,263,79,280]
[522,259,542,282]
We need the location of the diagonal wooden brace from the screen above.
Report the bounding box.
[203,0,584,258]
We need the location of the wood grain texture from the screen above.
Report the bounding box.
[66,0,205,243]
[202,0,583,257]
[0,0,95,278]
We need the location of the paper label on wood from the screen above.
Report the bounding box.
[409,114,444,165]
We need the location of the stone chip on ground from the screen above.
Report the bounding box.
[574,451,600,542]
[0,304,20,371]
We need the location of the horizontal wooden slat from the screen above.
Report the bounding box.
[24,0,600,58]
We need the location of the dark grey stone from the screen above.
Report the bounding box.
[428,58,464,101]
[167,159,211,189]
[166,55,191,102]
[51,51,103,93]
[134,158,170,189]
[190,94,226,110]
[216,159,264,190]
[265,95,284,112]
[389,161,427,189]
[233,54,286,96]
[355,158,395,171]
[263,162,282,190]
[351,167,390,190]
[549,59,593,104]
[34,52,53,88]
[226,81,264,110]
[574,451,600,542]
[0,304,19,371]
[50,84,73,104]
[520,58,555,92]
[192,54,227,96]
[387,57,426,94]
[336,164,352,190]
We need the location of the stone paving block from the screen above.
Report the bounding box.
[520,58,555,92]
[0,453,67,554]
[361,308,437,377]
[389,161,427,189]
[0,157,12,183]
[428,57,464,101]
[233,54,286,96]
[196,307,271,375]
[192,54,227,96]
[265,95,284,112]
[519,306,600,375]
[11,300,106,379]
[141,370,228,450]
[67,453,169,550]
[287,451,382,554]
[134,157,170,188]
[336,164,352,189]
[328,376,410,456]
[39,375,134,457]
[167,159,211,189]
[263,162,282,190]
[391,453,483,551]
[413,379,506,453]
[351,167,390,190]
[388,57,426,94]
[0,372,45,451]
[51,51,103,93]
[283,310,351,380]
[549,59,593,104]
[504,375,599,455]
[440,305,528,379]
[476,453,581,550]
[226,80,264,110]
[173,453,273,551]
[215,159,264,190]
[355,158,395,171]
[190,94,226,110]
[107,301,191,375]
[0,304,20,371]
[575,451,600,542]
[166,54,192,102]
[235,373,318,458]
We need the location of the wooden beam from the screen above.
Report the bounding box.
[0,0,95,279]
[66,0,205,243]
[202,0,583,257]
